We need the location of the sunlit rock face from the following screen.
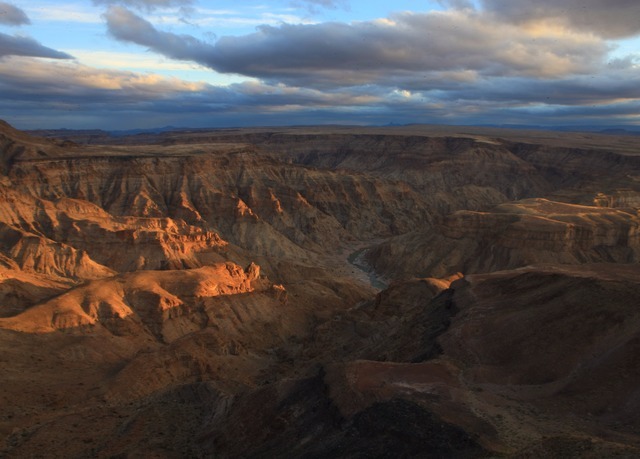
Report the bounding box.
[1,121,640,457]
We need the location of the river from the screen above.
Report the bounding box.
[347,247,388,291]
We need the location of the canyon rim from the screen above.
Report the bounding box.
[1,121,640,457]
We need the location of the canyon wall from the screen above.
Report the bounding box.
[2,121,640,457]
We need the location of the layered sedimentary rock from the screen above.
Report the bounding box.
[367,198,640,279]
[2,120,640,457]
[0,262,275,337]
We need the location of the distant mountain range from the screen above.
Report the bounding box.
[28,123,640,139]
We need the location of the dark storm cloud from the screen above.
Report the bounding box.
[481,0,640,39]
[0,2,30,26]
[0,32,73,58]
[104,7,606,88]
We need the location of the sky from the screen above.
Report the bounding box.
[0,0,639,130]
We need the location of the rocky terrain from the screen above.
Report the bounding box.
[1,119,640,457]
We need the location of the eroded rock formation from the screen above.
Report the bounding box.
[367,198,640,279]
[2,121,640,457]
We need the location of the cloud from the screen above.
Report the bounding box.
[481,0,640,39]
[94,0,193,12]
[28,5,102,24]
[104,6,212,60]
[291,0,348,13]
[431,71,640,109]
[104,7,608,89]
[2,52,639,131]
[299,0,343,7]
[170,9,315,29]
[0,56,378,109]
[0,2,30,26]
[0,32,73,59]
[3,1,638,130]
[0,56,385,129]
[437,0,474,9]
[0,56,207,101]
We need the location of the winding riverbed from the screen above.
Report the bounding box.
[347,247,388,291]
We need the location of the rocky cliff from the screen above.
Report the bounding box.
[2,121,640,457]
[367,198,640,279]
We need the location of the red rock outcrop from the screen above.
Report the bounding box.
[0,262,277,337]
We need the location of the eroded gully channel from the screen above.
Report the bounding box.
[347,247,388,291]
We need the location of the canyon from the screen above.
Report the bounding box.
[1,119,640,457]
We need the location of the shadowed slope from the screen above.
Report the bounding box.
[367,198,640,280]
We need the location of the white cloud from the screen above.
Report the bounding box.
[27,4,102,23]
